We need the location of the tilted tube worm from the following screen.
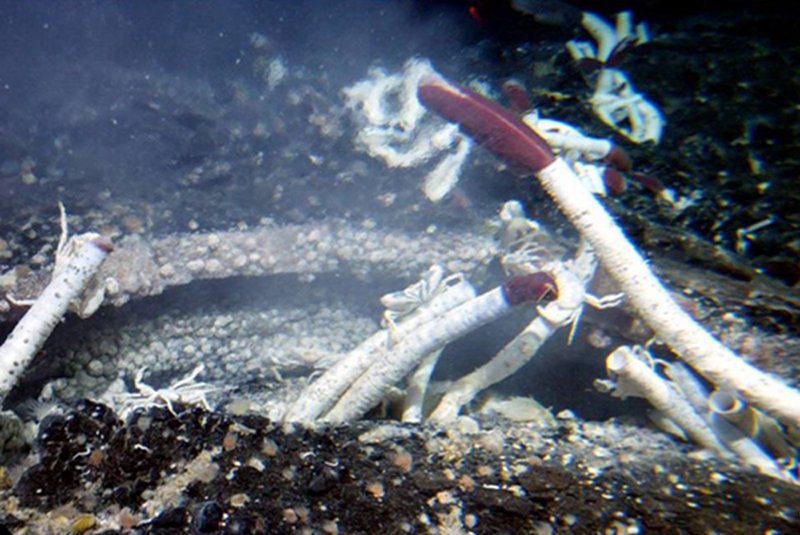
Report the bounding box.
[0,234,112,401]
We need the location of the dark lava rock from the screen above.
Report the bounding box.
[1,402,798,534]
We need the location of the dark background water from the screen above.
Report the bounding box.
[1,1,472,95]
[2,0,798,308]
[0,1,481,234]
[3,1,796,80]
[3,0,797,232]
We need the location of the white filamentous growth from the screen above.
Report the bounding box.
[343,59,468,176]
[536,157,800,432]
[0,233,111,400]
[579,11,618,61]
[344,59,474,202]
[606,346,728,454]
[322,287,513,424]
[521,113,613,162]
[565,12,662,144]
[423,136,472,202]
[591,69,664,144]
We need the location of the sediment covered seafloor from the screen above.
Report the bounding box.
[1,1,799,533]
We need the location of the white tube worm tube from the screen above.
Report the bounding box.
[524,116,613,162]
[662,361,710,416]
[401,348,443,423]
[417,75,800,431]
[709,390,758,436]
[428,315,554,425]
[709,390,796,462]
[323,287,510,424]
[284,276,475,423]
[614,11,633,44]
[0,233,112,400]
[323,273,555,423]
[428,265,582,424]
[708,412,793,483]
[537,157,800,432]
[606,346,728,454]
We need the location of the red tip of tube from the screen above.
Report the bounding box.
[501,79,532,114]
[91,236,115,253]
[602,167,627,196]
[418,76,556,174]
[502,272,558,306]
[630,172,665,194]
[602,144,631,173]
[576,57,605,72]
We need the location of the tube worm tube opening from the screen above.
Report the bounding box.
[417,75,556,174]
[606,347,630,374]
[502,272,557,306]
[709,390,742,415]
[709,389,759,437]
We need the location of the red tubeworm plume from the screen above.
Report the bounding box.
[605,38,635,67]
[576,57,605,73]
[501,79,533,114]
[629,172,666,194]
[602,144,631,173]
[417,75,556,174]
[91,236,115,253]
[576,38,636,71]
[602,167,627,196]
[502,272,558,306]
